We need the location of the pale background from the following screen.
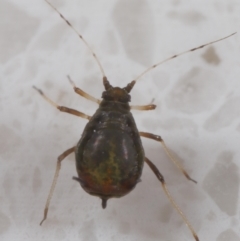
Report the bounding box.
[1,0,240,240]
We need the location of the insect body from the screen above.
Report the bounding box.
[34,1,236,240]
[74,81,144,208]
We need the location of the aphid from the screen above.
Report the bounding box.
[34,1,236,240]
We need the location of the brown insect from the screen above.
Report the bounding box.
[34,1,236,240]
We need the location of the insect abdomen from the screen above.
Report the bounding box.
[75,102,144,199]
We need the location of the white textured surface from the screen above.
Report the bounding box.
[1,0,240,240]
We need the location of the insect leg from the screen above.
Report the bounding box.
[145,157,199,241]
[40,146,76,225]
[33,86,91,120]
[139,132,197,183]
[67,75,101,104]
[130,104,156,111]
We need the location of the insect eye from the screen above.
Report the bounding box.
[120,94,131,102]
[101,91,107,99]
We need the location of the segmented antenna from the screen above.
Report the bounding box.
[134,32,236,82]
[45,0,106,78]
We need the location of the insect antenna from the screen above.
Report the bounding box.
[45,0,107,84]
[134,32,236,82]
